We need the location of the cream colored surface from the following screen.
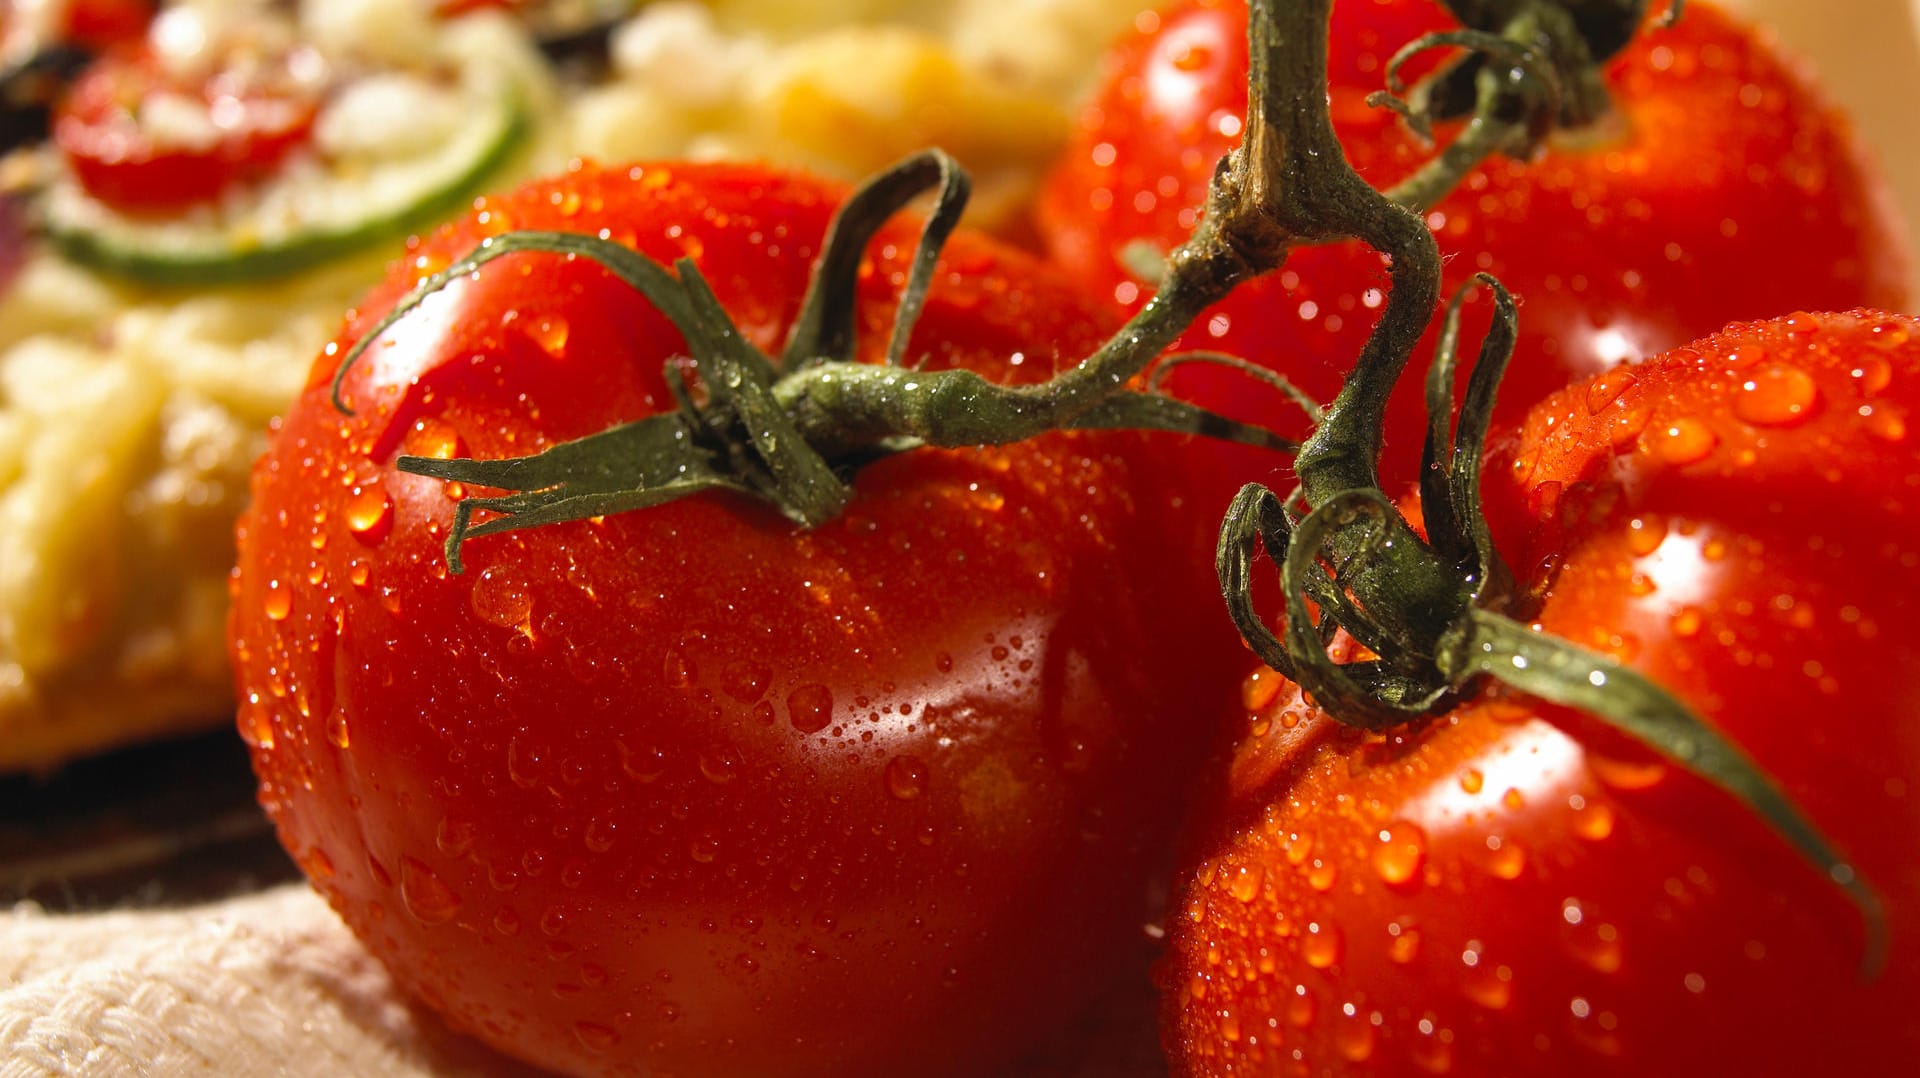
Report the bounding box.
[1723,0,1920,302]
[0,886,538,1078]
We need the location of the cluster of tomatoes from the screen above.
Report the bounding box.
[227,1,1917,1075]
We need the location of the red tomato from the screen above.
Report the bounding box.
[1164,309,1920,1075]
[1036,0,1910,487]
[54,41,320,214]
[230,162,1242,1077]
[60,0,153,49]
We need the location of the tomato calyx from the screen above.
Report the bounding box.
[329,149,1297,573]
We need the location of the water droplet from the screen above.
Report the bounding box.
[1574,800,1616,841]
[1241,666,1282,710]
[787,683,834,733]
[1388,923,1422,964]
[1865,406,1908,443]
[1408,1028,1454,1074]
[584,818,617,853]
[661,648,694,688]
[436,818,476,857]
[493,907,521,935]
[1459,768,1485,795]
[520,314,571,357]
[1463,963,1513,1009]
[507,738,549,789]
[574,1021,619,1051]
[618,742,667,782]
[1307,860,1339,892]
[1371,822,1428,886]
[240,702,276,749]
[472,567,532,630]
[1651,417,1718,465]
[689,836,719,863]
[326,712,351,749]
[1227,863,1264,904]
[698,748,737,785]
[884,755,928,800]
[263,580,292,621]
[1568,920,1623,973]
[1585,370,1637,414]
[1483,836,1527,880]
[1288,988,1316,1028]
[1626,514,1668,557]
[300,847,335,880]
[721,660,771,703]
[1735,365,1819,426]
[1334,1011,1375,1061]
[399,857,462,924]
[1588,753,1668,790]
[346,484,393,541]
[1302,922,1343,968]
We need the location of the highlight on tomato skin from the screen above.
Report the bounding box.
[229,160,1248,1078]
[1036,0,1911,488]
[1163,310,1920,1077]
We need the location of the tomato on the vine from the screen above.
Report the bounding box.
[54,38,321,213]
[1037,0,1910,486]
[230,161,1244,1078]
[1165,309,1920,1076]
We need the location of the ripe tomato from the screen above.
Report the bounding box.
[1164,309,1920,1075]
[230,161,1242,1077]
[54,39,321,214]
[1036,0,1910,485]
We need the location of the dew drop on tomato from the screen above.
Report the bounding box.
[573,1021,620,1052]
[1371,821,1428,886]
[471,566,533,630]
[399,856,462,925]
[1226,862,1263,904]
[1388,922,1422,965]
[883,755,928,801]
[1650,416,1720,464]
[1241,666,1281,710]
[1407,1029,1454,1074]
[345,483,392,540]
[1587,752,1670,791]
[326,711,350,749]
[530,316,570,358]
[1288,987,1316,1028]
[1333,1009,1375,1062]
[720,659,771,703]
[1301,922,1342,968]
[263,579,292,621]
[1735,364,1821,426]
[786,683,834,733]
[660,648,694,688]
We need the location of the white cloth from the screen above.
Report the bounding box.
[0,886,537,1078]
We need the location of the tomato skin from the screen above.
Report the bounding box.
[231,162,1240,1077]
[54,42,319,214]
[1037,0,1910,486]
[60,0,153,50]
[1163,310,1920,1076]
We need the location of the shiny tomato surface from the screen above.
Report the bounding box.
[1037,0,1910,487]
[231,161,1242,1078]
[1165,310,1920,1075]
